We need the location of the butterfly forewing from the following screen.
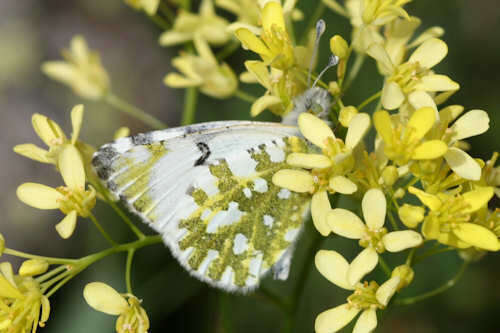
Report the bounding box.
[93,121,310,292]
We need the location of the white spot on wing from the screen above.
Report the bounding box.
[201,209,211,220]
[284,228,300,242]
[245,251,263,287]
[278,189,291,199]
[198,249,219,275]
[206,202,244,233]
[265,144,285,162]
[226,152,257,177]
[243,188,252,198]
[233,233,248,255]
[263,215,274,228]
[220,266,234,285]
[253,178,268,193]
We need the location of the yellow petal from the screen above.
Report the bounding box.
[412,140,448,160]
[375,276,400,306]
[353,309,377,333]
[194,34,217,65]
[158,31,192,46]
[345,113,370,149]
[438,232,471,249]
[287,153,332,169]
[311,191,332,236]
[406,107,436,142]
[329,176,358,194]
[419,74,459,92]
[408,186,442,211]
[262,2,285,32]
[382,81,404,110]
[244,60,271,89]
[362,188,386,230]
[408,26,444,48]
[55,211,78,239]
[450,110,489,142]
[348,247,378,286]
[327,209,366,239]
[409,38,448,69]
[366,43,394,75]
[113,127,130,140]
[272,169,314,193]
[461,187,494,214]
[315,304,361,333]
[164,73,203,88]
[19,259,49,276]
[444,147,481,181]
[83,282,128,315]
[453,223,499,251]
[298,113,335,149]
[382,231,423,252]
[17,183,63,209]
[315,250,352,290]
[408,91,437,112]
[70,104,84,144]
[250,95,282,117]
[31,113,66,147]
[0,274,23,299]
[13,144,51,164]
[373,110,394,146]
[59,145,86,189]
[235,28,272,58]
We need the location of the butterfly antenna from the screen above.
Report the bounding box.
[312,53,339,88]
[307,19,326,87]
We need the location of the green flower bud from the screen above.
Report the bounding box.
[339,106,358,127]
[398,204,425,228]
[330,35,349,59]
[19,259,49,277]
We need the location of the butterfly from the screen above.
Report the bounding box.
[92,21,338,292]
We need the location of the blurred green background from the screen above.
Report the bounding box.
[1,0,499,332]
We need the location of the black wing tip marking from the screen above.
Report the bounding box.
[92,145,119,181]
[194,142,211,166]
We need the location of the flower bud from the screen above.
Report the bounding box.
[398,204,425,228]
[393,188,405,199]
[328,81,340,96]
[339,106,358,127]
[381,166,399,186]
[19,259,49,276]
[330,35,349,59]
[391,265,414,290]
[114,127,130,140]
[459,248,486,262]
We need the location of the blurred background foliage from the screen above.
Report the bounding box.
[0,0,499,332]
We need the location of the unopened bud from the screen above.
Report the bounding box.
[381,166,399,186]
[19,259,49,276]
[330,35,349,59]
[391,265,414,290]
[339,106,358,127]
[328,81,340,96]
[393,188,405,199]
[398,204,425,228]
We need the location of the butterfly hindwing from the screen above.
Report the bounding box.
[92,121,310,292]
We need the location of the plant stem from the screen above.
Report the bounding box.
[3,248,77,265]
[159,1,175,22]
[181,87,199,125]
[342,53,366,92]
[105,93,167,130]
[216,39,241,61]
[36,265,68,284]
[357,90,382,111]
[150,15,171,30]
[234,89,258,103]
[378,256,392,278]
[126,249,136,294]
[386,207,400,231]
[88,212,118,246]
[413,246,455,266]
[395,261,469,305]
[322,0,349,17]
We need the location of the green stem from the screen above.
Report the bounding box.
[36,265,68,284]
[216,39,241,61]
[126,249,135,294]
[386,208,400,231]
[378,256,392,278]
[395,261,468,305]
[405,248,416,266]
[322,0,349,17]
[150,15,171,30]
[258,286,290,314]
[299,3,326,45]
[105,93,167,130]
[357,90,382,111]
[342,53,366,92]
[413,246,455,266]
[234,89,258,103]
[159,1,175,22]
[181,87,199,125]
[45,274,74,298]
[88,213,118,246]
[3,248,77,265]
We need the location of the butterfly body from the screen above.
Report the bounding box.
[92,121,311,292]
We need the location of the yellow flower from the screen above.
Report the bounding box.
[13,105,86,166]
[368,38,459,110]
[0,262,51,333]
[164,36,238,98]
[42,35,110,100]
[243,60,305,117]
[16,145,96,239]
[84,282,150,333]
[235,2,295,70]
[159,0,230,46]
[409,186,499,251]
[327,189,422,285]
[125,0,160,15]
[273,113,371,235]
[315,250,401,333]
[373,106,448,166]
